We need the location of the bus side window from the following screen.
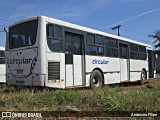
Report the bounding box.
[86,34,104,56]
[47,25,63,52]
[130,43,139,60]
[139,45,147,60]
[47,25,54,38]
[109,39,118,57]
[86,34,95,55]
[104,37,110,56]
[98,46,104,55]
[54,26,62,39]
[95,35,103,46]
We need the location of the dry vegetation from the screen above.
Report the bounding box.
[0,78,160,119]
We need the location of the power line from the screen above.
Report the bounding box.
[103,7,160,29]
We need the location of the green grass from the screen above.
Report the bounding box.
[0,79,160,111]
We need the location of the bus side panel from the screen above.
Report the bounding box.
[85,56,108,86]
[104,58,121,84]
[130,59,148,81]
[85,56,121,85]
[45,52,65,88]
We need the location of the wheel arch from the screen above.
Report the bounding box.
[91,67,104,85]
[142,68,147,79]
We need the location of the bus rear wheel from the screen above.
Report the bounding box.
[139,70,146,85]
[90,70,103,88]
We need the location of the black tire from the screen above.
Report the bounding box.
[139,70,146,85]
[90,70,103,88]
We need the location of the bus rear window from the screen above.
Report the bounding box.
[9,20,38,49]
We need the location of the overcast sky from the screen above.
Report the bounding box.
[0,0,160,47]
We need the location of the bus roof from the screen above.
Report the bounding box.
[9,16,152,49]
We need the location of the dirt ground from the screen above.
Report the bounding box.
[156,73,160,78]
[145,78,160,89]
[115,78,160,91]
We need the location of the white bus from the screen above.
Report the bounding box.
[0,46,6,83]
[5,16,155,88]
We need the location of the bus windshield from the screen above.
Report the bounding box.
[9,20,38,49]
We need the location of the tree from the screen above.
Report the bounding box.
[149,30,160,50]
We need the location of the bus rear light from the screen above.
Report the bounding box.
[33,63,36,67]
[31,62,36,67]
[61,79,64,82]
[30,57,37,72]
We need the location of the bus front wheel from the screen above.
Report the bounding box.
[90,70,103,88]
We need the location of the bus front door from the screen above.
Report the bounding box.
[65,32,84,87]
[119,44,129,81]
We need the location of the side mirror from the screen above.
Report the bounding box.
[4,27,9,51]
[4,28,8,33]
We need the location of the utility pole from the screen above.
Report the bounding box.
[111,25,121,36]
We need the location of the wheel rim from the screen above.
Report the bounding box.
[141,73,146,81]
[93,75,100,87]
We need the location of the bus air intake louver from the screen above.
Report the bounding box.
[48,62,60,80]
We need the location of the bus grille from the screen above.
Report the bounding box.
[48,62,60,80]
